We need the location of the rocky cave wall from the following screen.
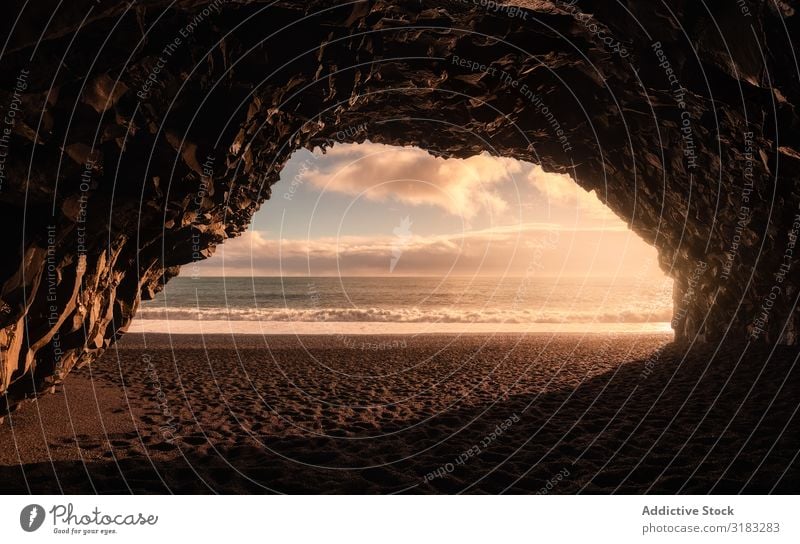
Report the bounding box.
[0,0,798,412]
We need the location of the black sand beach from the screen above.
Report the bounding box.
[1,333,798,494]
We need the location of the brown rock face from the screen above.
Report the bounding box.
[0,1,798,411]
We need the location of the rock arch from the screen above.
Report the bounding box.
[0,0,798,411]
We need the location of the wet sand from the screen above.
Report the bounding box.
[1,332,798,493]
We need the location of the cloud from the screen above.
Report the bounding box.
[526,165,618,221]
[193,143,655,278]
[299,142,618,223]
[194,220,650,278]
[301,142,524,219]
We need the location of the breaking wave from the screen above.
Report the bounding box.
[136,306,672,324]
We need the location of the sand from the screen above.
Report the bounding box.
[1,332,797,494]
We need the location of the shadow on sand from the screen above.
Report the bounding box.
[1,342,798,494]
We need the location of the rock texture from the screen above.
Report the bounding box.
[0,0,798,411]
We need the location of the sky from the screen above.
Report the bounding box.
[194,142,666,281]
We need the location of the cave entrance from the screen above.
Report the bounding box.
[134,143,672,336]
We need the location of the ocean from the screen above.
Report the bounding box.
[130,276,673,335]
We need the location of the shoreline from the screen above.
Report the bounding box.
[126,319,674,335]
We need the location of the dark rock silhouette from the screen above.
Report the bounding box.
[0,1,798,411]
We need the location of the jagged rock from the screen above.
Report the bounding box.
[0,0,798,412]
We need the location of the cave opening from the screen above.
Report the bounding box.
[133,142,673,336]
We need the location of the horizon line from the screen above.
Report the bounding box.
[175,274,669,280]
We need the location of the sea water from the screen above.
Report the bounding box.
[130,276,673,335]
